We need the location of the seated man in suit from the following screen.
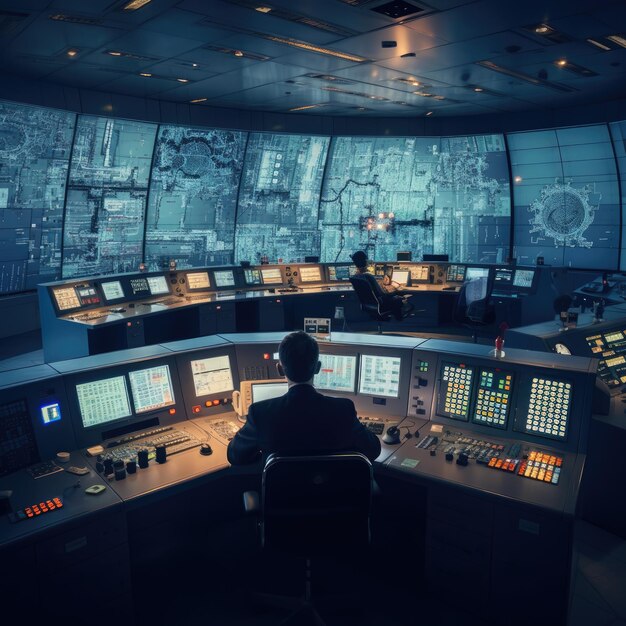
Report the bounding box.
[227,331,381,465]
[351,250,413,321]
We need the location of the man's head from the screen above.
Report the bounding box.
[277,331,321,384]
[351,250,368,270]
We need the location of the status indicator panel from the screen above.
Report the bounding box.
[130,278,150,296]
[300,266,322,283]
[314,354,357,393]
[187,272,210,290]
[147,275,169,295]
[54,287,81,311]
[472,368,513,429]
[129,365,175,414]
[522,377,571,440]
[597,355,626,388]
[438,363,474,421]
[586,334,606,355]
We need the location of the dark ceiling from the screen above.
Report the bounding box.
[1,0,626,117]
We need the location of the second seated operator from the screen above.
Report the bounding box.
[350,250,414,321]
[227,331,381,465]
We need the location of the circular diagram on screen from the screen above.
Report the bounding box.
[528,181,598,248]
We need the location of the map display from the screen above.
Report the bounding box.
[0,102,75,293]
[320,135,510,264]
[235,133,330,264]
[62,116,157,277]
[145,125,247,269]
[509,125,619,269]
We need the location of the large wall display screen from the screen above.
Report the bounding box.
[609,121,626,271]
[509,125,620,270]
[235,133,330,264]
[145,126,247,270]
[62,116,157,278]
[0,101,75,294]
[319,135,510,264]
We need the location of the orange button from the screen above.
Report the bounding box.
[212,399,220,406]
[192,406,201,414]
[205,401,212,407]
[169,408,176,415]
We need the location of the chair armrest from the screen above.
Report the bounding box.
[243,490,260,513]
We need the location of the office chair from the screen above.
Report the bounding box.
[454,275,495,342]
[349,274,412,333]
[243,453,373,626]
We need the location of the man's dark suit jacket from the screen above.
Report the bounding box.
[226,383,381,465]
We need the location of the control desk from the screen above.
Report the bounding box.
[38,262,560,361]
[0,331,595,624]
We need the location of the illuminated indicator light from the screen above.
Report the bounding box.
[534,24,551,34]
[514,175,523,183]
[177,78,189,83]
[192,63,199,67]
[192,406,201,414]
[607,35,626,48]
[389,212,394,218]
[473,87,483,92]
[190,98,207,104]
[169,408,176,415]
[289,104,323,112]
[67,49,79,57]
[263,353,271,360]
[234,50,244,57]
[123,0,153,9]
[426,111,433,116]
[255,6,272,12]
[139,72,152,77]
[379,212,385,219]
[127,322,132,327]
[212,400,220,406]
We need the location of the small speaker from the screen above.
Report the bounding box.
[396,251,412,261]
[304,256,319,263]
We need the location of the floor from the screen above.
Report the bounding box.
[2,331,624,624]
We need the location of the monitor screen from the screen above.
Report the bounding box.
[410,266,430,282]
[130,278,150,297]
[359,354,401,398]
[299,266,322,283]
[101,281,125,301]
[521,376,571,440]
[392,270,410,286]
[128,365,175,414]
[53,287,81,311]
[466,267,489,281]
[40,402,62,425]
[513,269,535,289]
[597,356,626,389]
[187,272,211,290]
[494,268,513,284]
[314,354,357,393]
[261,267,282,284]
[76,376,132,429]
[446,265,466,282]
[328,265,350,281]
[471,368,513,429]
[244,269,261,285]
[76,286,99,305]
[214,270,235,288]
[252,382,289,403]
[147,275,169,296]
[437,362,474,421]
[190,355,234,397]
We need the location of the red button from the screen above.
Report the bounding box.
[169,408,176,415]
[192,406,201,414]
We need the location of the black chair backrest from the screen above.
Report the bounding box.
[454,275,495,324]
[349,274,380,309]
[261,453,373,555]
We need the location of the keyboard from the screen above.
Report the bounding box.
[358,416,389,435]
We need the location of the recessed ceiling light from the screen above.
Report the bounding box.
[426,111,433,116]
[534,24,551,34]
[262,34,368,62]
[234,50,244,57]
[586,38,612,51]
[607,34,626,48]
[433,95,445,100]
[67,49,79,57]
[108,51,122,56]
[192,63,199,67]
[288,104,324,111]
[473,86,483,92]
[556,59,567,66]
[139,72,152,77]
[514,175,523,183]
[177,78,189,83]
[255,6,272,12]
[123,0,152,10]
[190,98,208,103]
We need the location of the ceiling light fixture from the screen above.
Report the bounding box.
[190,98,208,103]
[234,50,244,57]
[289,104,323,111]
[607,34,626,48]
[262,34,368,62]
[473,87,483,92]
[586,38,611,51]
[255,6,272,12]
[192,63,199,67]
[534,24,552,34]
[514,176,522,183]
[477,60,577,92]
[177,78,189,83]
[426,111,433,116]
[139,72,152,77]
[556,59,567,66]
[108,51,122,56]
[67,49,79,57]
[123,0,153,9]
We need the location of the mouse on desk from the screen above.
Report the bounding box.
[382,426,401,445]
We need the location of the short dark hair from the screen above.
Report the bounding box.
[351,250,368,269]
[279,331,320,383]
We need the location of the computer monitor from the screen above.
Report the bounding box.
[53,286,81,311]
[261,267,282,284]
[410,265,430,282]
[314,354,357,393]
[100,281,125,302]
[494,267,513,285]
[128,365,175,414]
[213,270,235,288]
[76,375,132,429]
[147,275,169,296]
[513,269,535,289]
[190,355,234,397]
[299,266,322,283]
[396,251,412,261]
[252,382,288,403]
[446,265,466,283]
[391,270,410,286]
[328,265,349,281]
[358,354,401,398]
[244,269,261,285]
[129,278,150,297]
[466,267,489,281]
[186,272,211,290]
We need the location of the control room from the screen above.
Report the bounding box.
[1,1,626,625]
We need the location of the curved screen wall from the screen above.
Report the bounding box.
[1,98,626,295]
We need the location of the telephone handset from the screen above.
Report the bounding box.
[232,379,287,417]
